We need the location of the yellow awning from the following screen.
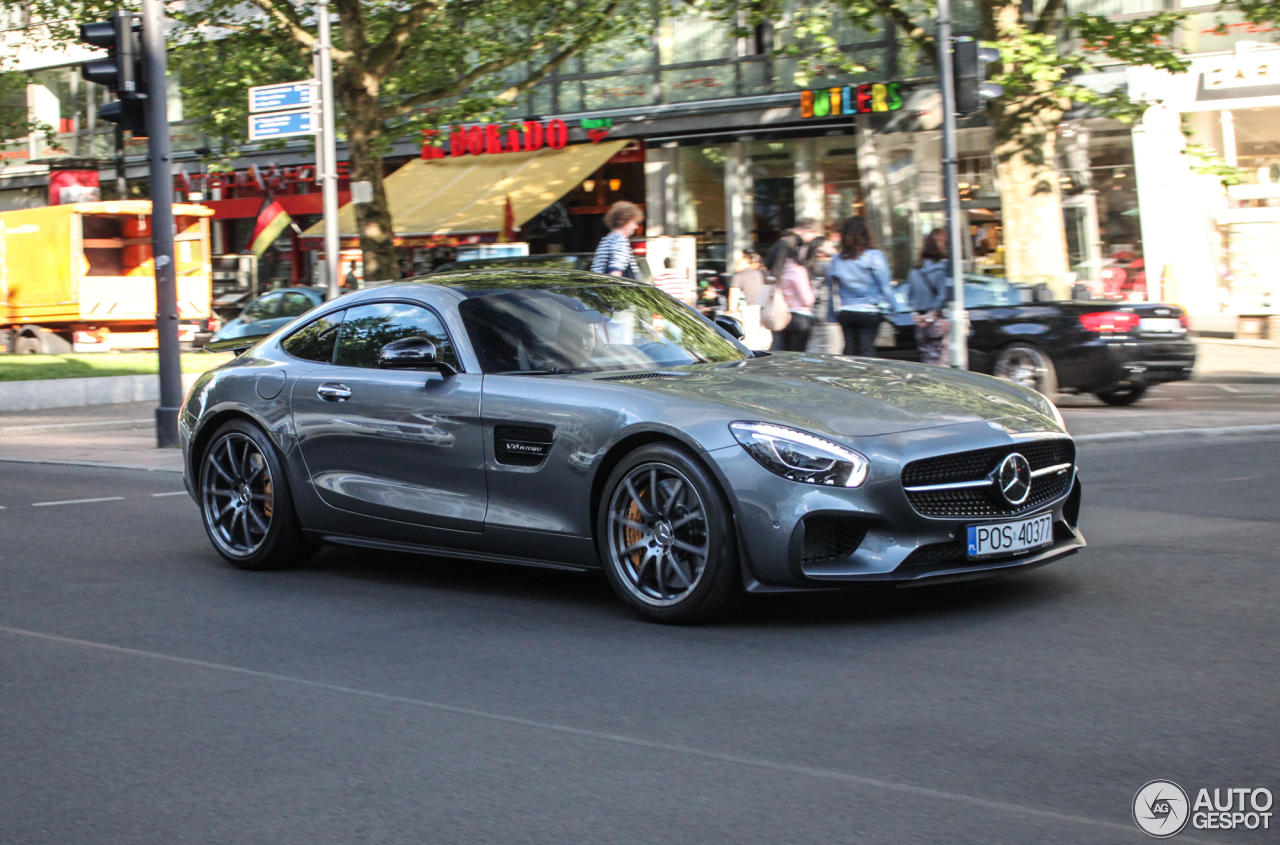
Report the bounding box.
[304,140,628,237]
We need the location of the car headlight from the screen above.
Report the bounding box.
[729,422,869,488]
[1029,392,1065,428]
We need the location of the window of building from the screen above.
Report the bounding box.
[677,146,726,244]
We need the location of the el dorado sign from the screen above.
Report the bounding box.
[801,82,904,118]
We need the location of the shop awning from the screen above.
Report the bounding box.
[302,140,628,238]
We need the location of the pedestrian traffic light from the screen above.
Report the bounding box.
[953,37,1003,113]
[97,97,149,136]
[79,11,143,97]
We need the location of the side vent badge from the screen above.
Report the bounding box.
[495,424,555,467]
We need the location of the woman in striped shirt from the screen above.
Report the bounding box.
[591,201,644,280]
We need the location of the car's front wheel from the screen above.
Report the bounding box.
[597,443,742,624]
[199,419,316,570]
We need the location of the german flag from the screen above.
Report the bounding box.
[248,196,292,257]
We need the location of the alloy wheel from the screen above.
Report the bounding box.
[606,462,710,607]
[995,346,1050,392]
[202,432,275,558]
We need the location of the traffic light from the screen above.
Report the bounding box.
[98,98,148,135]
[80,11,149,135]
[953,37,1003,113]
[79,11,143,97]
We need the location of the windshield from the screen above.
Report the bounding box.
[457,284,748,374]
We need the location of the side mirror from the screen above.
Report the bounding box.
[378,337,456,375]
[714,314,745,340]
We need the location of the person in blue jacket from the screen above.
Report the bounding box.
[905,228,952,365]
[825,215,901,357]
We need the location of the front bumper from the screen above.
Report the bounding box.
[703,420,1084,591]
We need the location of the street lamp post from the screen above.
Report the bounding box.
[935,0,968,370]
[314,0,341,301]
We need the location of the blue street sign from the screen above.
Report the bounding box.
[248,81,315,113]
[248,108,315,140]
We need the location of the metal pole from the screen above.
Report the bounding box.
[936,0,968,370]
[114,124,127,199]
[315,0,340,300]
[141,0,182,447]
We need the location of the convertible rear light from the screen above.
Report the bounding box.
[1079,311,1140,333]
[1179,314,1189,329]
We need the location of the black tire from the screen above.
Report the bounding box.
[596,443,743,624]
[993,342,1058,398]
[198,419,316,571]
[1095,386,1147,406]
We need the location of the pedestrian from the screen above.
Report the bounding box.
[729,252,773,347]
[906,227,952,365]
[767,234,815,352]
[590,201,643,279]
[652,256,693,303]
[826,216,900,357]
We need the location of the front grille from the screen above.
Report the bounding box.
[800,515,867,564]
[902,439,1074,518]
[494,424,554,467]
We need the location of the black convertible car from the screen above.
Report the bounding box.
[880,275,1196,405]
[186,270,1083,623]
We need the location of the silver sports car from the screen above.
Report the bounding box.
[181,270,1084,623]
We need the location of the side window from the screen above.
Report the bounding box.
[282,309,344,363]
[333,302,459,370]
[242,293,281,323]
[280,291,313,318]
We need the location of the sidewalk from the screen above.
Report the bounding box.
[0,402,181,472]
[1194,338,1280,383]
[3,381,1280,475]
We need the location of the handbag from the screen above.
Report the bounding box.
[874,317,898,347]
[760,283,792,331]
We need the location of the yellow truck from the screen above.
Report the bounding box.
[0,200,215,353]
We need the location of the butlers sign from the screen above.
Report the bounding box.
[800,82,904,118]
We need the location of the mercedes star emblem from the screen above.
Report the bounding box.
[996,453,1033,506]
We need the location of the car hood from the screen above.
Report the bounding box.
[606,354,1056,438]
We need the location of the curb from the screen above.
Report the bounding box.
[0,419,154,438]
[1191,374,1280,384]
[0,456,184,473]
[1075,423,1280,443]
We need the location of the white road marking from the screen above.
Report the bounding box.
[0,623,1220,842]
[31,496,125,507]
[151,491,189,497]
[1216,384,1242,393]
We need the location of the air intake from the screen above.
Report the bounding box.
[494,424,555,467]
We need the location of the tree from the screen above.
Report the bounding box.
[16,0,644,281]
[720,0,1197,286]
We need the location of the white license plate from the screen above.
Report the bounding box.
[967,513,1053,559]
[1139,317,1182,333]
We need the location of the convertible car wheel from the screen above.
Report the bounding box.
[1095,386,1147,406]
[199,419,315,571]
[599,444,742,624]
[994,343,1058,397]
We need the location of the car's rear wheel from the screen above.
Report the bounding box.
[1095,386,1147,406]
[199,419,315,571]
[994,342,1058,397]
[597,443,742,624]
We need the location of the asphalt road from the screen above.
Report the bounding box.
[1,438,1277,844]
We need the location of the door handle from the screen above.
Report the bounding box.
[317,383,352,402]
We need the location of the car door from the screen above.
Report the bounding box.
[290,300,487,532]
